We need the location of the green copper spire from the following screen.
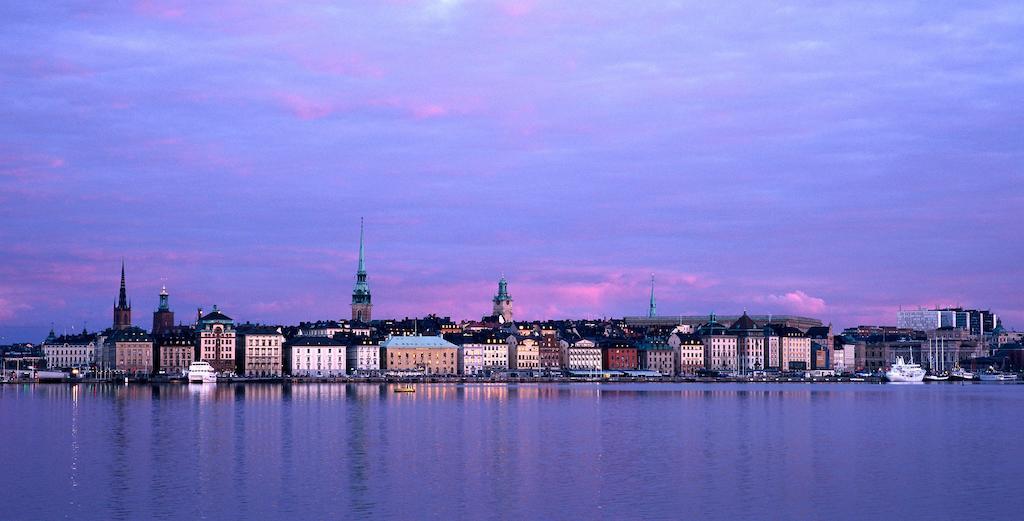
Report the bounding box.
[648,273,656,318]
[494,274,510,302]
[357,217,366,275]
[352,218,371,309]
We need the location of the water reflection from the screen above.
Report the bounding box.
[2,383,1023,521]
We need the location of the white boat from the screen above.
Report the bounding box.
[186,361,217,383]
[979,370,1018,382]
[885,356,926,383]
[924,374,949,381]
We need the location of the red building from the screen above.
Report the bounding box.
[600,339,638,370]
[538,333,562,371]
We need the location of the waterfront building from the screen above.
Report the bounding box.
[454,335,485,376]
[113,261,132,330]
[509,336,540,372]
[155,328,195,376]
[287,336,347,377]
[196,305,236,374]
[563,337,602,371]
[106,327,153,375]
[600,338,638,371]
[669,333,705,375]
[346,336,380,375]
[832,343,855,374]
[492,275,513,323]
[42,331,98,370]
[380,335,458,375]
[481,333,511,371]
[807,326,833,370]
[235,324,285,377]
[697,315,738,372]
[767,324,811,371]
[728,312,766,372]
[152,286,174,336]
[538,331,562,371]
[351,219,373,322]
[637,337,674,375]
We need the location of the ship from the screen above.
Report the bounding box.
[978,368,1019,382]
[186,361,217,384]
[885,356,926,383]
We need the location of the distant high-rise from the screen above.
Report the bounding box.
[152,285,174,336]
[113,260,132,330]
[492,275,513,323]
[351,218,372,322]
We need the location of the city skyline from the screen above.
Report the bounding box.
[2,2,1022,341]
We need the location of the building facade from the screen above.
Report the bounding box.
[670,333,705,375]
[563,338,602,371]
[42,332,98,370]
[155,329,194,376]
[600,339,638,371]
[637,337,674,375]
[287,336,347,377]
[196,306,236,374]
[509,336,540,372]
[346,337,381,375]
[235,325,285,377]
[381,336,458,375]
[107,327,153,375]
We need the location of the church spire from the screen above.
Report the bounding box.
[117,259,128,309]
[351,218,372,322]
[357,217,366,275]
[648,273,657,318]
[113,259,132,330]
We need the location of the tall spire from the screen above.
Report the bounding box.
[357,217,366,275]
[351,218,372,322]
[648,273,657,318]
[117,259,128,309]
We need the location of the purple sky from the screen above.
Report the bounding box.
[1,1,1022,342]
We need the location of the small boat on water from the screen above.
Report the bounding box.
[885,356,926,383]
[949,367,976,381]
[186,361,217,384]
[978,369,1018,382]
[394,385,415,393]
[924,374,949,381]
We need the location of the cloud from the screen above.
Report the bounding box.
[757,291,827,315]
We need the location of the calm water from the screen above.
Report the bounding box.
[1,383,1022,520]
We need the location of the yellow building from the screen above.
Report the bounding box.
[381,336,458,375]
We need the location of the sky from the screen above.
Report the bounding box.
[1,1,1022,342]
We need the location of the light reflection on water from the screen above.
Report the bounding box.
[1,383,1022,521]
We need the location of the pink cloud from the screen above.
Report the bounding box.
[498,1,537,18]
[134,0,186,20]
[757,290,827,315]
[275,92,337,120]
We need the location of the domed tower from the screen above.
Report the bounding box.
[492,275,513,323]
[351,218,372,322]
[152,285,174,336]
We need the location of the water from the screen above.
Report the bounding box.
[1,383,1022,521]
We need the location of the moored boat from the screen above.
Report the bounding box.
[978,369,1018,382]
[924,373,949,381]
[885,356,926,383]
[949,367,976,381]
[186,361,217,384]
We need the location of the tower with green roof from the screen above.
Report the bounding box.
[351,218,372,322]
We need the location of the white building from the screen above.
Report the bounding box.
[42,332,98,370]
[346,340,380,375]
[287,336,346,377]
[235,325,285,377]
[563,338,602,371]
[832,345,856,374]
[458,344,485,375]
